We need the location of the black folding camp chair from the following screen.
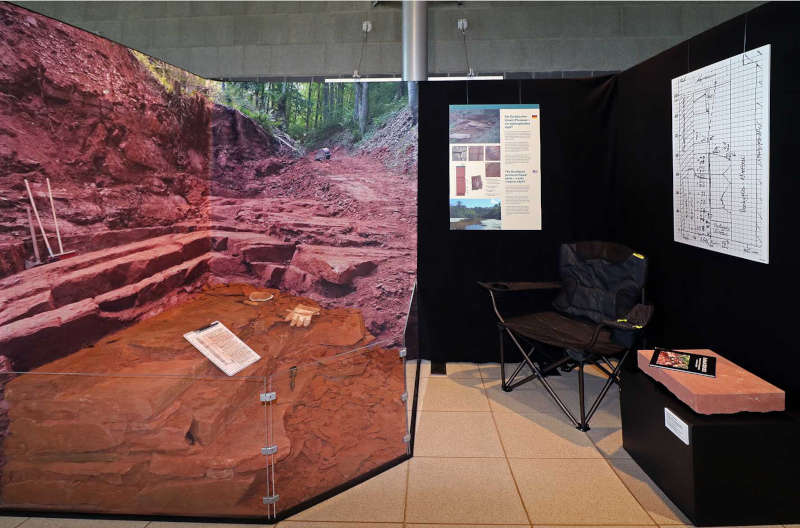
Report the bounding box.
[479,241,653,431]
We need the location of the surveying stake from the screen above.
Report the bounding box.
[24,178,76,267]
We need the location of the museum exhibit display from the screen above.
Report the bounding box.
[3,0,800,525]
[0,2,418,522]
[416,3,799,525]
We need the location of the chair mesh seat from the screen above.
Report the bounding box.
[503,311,624,356]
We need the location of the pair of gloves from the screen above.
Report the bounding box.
[284,304,320,327]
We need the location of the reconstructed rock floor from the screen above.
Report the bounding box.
[1,284,408,518]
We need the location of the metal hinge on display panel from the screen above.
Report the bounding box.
[400,392,408,403]
[261,445,278,455]
[260,392,276,403]
[403,433,411,443]
[399,348,407,358]
[262,495,279,505]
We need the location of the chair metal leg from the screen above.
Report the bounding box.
[596,356,621,384]
[498,324,510,392]
[505,330,582,428]
[500,325,536,391]
[577,362,588,431]
[585,349,630,425]
[505,356,528,389]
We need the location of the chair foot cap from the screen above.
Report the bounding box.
[501,385,513,393]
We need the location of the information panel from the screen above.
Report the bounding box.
[449,104,541,231]
[672,44,770,263]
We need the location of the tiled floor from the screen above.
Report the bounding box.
[0,361,791,528]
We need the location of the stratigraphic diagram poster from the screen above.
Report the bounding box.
[448,104,541,231]
[672,44,770,263]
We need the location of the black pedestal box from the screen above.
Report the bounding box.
[620,370,800,526]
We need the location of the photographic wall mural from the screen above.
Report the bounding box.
[0,2,417,520]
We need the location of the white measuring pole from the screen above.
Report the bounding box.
[46,178,64,254]
[24,179,54,257]
[26,205,41,263]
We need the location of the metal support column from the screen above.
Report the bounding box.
[402,0,427,81]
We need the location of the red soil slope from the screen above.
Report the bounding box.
[0,3,212,277]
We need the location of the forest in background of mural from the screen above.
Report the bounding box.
[0,2,416,518]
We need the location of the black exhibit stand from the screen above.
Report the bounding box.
[417,3,800,413]
[621,370,800,526]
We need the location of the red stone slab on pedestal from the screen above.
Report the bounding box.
[637,349,785,414]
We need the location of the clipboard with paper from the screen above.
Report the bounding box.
[183,321,261,376]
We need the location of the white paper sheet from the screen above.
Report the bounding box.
[672,44,770,263]
[183,321,261,376]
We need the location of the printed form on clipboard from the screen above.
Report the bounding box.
[183,321,261,376]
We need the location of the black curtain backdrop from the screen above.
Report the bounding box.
[418,2,800,407]
[612,2,800,408]
[418,78,617,366]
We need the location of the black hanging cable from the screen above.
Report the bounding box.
[687,39,691,72]
[459,5,472,77]
[460,9,471,104]
[355,4,371,77]
[462,30,471,75]
[356,25,368,76]
[742,12,748,54]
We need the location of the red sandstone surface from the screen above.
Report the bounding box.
[638,349,785,414]
[1,284,407,517]
[0,3,212,277]
[0,4,416,517]
[1,3,417,352]
[208,148,417,344]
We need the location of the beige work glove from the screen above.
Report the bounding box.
[284,304,320,327]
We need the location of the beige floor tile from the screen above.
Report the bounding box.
[421,377,489,412]
[148,523,268,528]
[485,377,621,421]
[587,425,631,459]
[408,525,529,528]
[535,526,652,528]
[287,462,407,522]
[406,359,429,382]
[493,411,601,459]
[481,360,618,384]
[661,526,779,528]
[610,458,691,525]
[415,411,504,457]
[279,523,402,528]
[0,517,26,528]
[509,458,653,525]
[480,362,534,383]
[441,362,484,380]
[20,519,148,528]
[485,379,568,416]
[406,457,529,524]
[408,372,429,413]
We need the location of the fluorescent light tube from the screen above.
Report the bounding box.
[427,75,504,81]
[324,77,402,83]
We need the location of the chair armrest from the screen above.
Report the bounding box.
[477,281,561,293]
[580,304,654,350]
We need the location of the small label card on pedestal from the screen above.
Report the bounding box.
[184,321,260,376]
[664,407,690,445]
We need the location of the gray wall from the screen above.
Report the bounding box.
[17,1,760,79]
